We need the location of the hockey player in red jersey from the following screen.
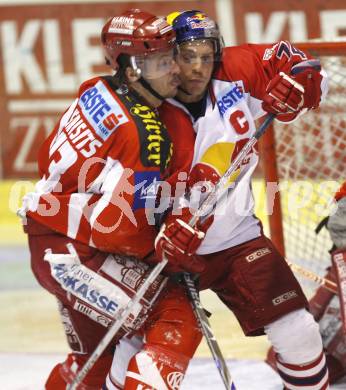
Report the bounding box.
[19,9,204,390]
[266,181,346,384]
[152,10,330,390]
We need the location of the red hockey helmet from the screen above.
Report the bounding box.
[101,9,176,70]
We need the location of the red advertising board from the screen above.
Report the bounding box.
[1,1,346,178]
[0,2,217,178]
[232,0,346,44]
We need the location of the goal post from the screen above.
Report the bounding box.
[259,41,346,292]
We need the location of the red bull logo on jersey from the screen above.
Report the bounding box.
[217,84,244,116]
[80,80,129,140]
[198,142,242,185]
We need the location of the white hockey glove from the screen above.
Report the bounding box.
[327,197,346,249]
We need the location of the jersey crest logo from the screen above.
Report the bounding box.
[79,80,129,140]
[133,171,162,210]
[216,83,244,116]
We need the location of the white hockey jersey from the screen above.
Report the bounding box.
[170,42,328,254]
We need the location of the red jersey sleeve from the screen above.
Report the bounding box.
[218,41,320,102]
[335,182,346,201]
[159,101,196,189]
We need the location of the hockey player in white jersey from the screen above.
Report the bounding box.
[105,10,330,390]
[153,10,330,390]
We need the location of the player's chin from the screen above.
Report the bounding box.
[194,83,208,95]
[185,80,206,96]
[166,84,179,98]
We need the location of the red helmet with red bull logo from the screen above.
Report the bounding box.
[101,9,176,71]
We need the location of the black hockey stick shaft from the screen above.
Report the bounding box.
[188,60,321,226]
[183,61,321,389]
[184,273,236,390]
[66,115,274,389]
[182,114,276,389]
[189,57,321,227]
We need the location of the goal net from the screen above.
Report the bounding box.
[260,41,346,293]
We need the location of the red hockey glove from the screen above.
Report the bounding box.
[262,72,305,115]
[291,60,323,110]
[263,60,322,121]
[155,208,212,274]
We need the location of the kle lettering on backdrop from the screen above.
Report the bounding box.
[1,0,346,178]
[0,2,213,178]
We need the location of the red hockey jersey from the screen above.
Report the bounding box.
[21,76,195,258]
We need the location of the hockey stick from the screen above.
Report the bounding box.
[288,261,338,294]
[189,113,276,226]
[182,61,321,389]
[184,273,236,390]
[67,115,274,390]
[181,113,276,390]
[67,258,168,390]
[189,59,321,226]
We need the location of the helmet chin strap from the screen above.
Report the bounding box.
[130,56,166,102]
[139,77,166,102]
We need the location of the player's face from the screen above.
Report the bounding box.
[176,40,215,101]
[135,49,181,98]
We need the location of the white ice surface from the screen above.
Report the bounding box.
[1,353,346,390]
